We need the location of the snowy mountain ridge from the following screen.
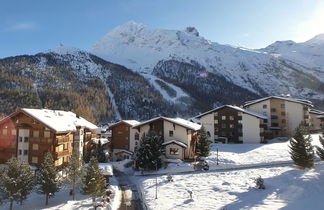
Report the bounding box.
[91,21,324,102]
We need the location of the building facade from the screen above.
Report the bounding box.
[309,109,324,133]
[244,96,313,138]
[133,117,201,160]
[197,105,266,144]
[109,120,140,161]
[0,108,98,167]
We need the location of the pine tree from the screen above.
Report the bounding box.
[135,131,163,170]
[97,140,107,163]
[82,157,106,203]
[196,126,211,158]
[65,151,84,200]
[37,152,60,205]
[0,157,34,210]
[316,135,324,160]
[289,125,314,169]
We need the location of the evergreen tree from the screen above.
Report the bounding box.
[316,135,324,160]
[289,125,314,169]
[135,131,163,170]
[0,157,34,210]
[97,140,107,163]
[37,152,60,205]
[196,126,211,158]
[65,151,84,200]
[82,157,106,203]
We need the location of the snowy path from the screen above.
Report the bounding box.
[114,170,146,210]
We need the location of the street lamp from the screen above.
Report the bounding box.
[155,161,158,199]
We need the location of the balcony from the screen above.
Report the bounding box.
[55,136,71,145]
[54,150,70,159]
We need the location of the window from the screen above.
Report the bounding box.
[18,149,22,155]
[23,150,28,155]
[135,133,139,140]
[214,112,218,116]
[214,120,218,124]
[19,137,23,142]
[229,116,234,120]
[271,108,276,112]
[2,129,7,135]
[281,112,285,116]
[32,157,38,164]
[221,123,226,128]
[271,115,278,119]
[125,136,128,140]
[282,119,286,124]
[263,104,267,109]
[238,120,242,124]
[169,131,174,137]
[11,129,16,135]
[44,131,50,138]
[24,137,29,142]
[281,104,285,108]
[125,126,128,131]
[32,144,39,150]
[33,130,39,138]
[229,124,234,128]
[221,116,226,120]
[170,148,179,155]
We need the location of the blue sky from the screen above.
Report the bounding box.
[0,0,323,58]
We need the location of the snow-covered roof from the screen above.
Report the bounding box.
[196,105,267,119]
[115,149,134,155]
[310,109,324,115]
[91,138,109,145]
[109,120,140,128]
[98,163,113,176]
[162,140,187,148]
[133,116,201,131]
[20,108,98,133]
[244,96,313,107]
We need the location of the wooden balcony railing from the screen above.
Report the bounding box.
[55,136,71,145]
[54,150,70,159]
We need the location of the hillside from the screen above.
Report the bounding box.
[0,47,193,123]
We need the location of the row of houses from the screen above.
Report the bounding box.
[109,95,324,161]
[0,95,323,166]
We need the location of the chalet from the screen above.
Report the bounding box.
[309,109,324,133]
[244,96,313,138]
[197,105,267,144]
[0,108,98,167]
[109,120,140,161]
[133,117,201,160]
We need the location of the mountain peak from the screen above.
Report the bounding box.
[45,45,85,56]
[306,33,324,44]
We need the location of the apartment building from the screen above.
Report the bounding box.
[309,109,324,133]
[133,117,201,160]
[244,96,313,138]
[197,105,267,144]
[0,108,98,167]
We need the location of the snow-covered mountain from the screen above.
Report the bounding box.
[91,21,324,104]
[260,34,324,81]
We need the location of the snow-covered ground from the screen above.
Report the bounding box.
[137,164,324,210]
[0,176,121,210]
[137,134,322,175]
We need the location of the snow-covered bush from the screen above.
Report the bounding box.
[255,176,265,189]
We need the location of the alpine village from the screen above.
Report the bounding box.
[1,2,324,210]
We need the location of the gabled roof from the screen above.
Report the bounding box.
[109,120,140,129]
[244,96,313,107]
[133,116,201,131]
[162,140,187,148]
[4,108,98,133]
[196,105,267,119]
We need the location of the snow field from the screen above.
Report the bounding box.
[137,164,324,210]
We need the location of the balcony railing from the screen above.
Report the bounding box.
[55,136,71,145]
